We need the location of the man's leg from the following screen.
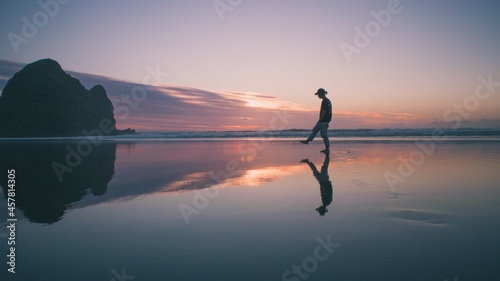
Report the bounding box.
[303,122,321,144]
[319,122,330,149]
[300,123,321,144]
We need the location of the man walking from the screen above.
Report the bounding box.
[300,88,332,153]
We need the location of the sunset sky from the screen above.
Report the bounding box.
[1,0,500,131]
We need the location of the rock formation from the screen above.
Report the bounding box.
[0,58,134,137]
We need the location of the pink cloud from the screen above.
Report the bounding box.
[6,59,492,131]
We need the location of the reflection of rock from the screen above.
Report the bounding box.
[0,142,116,224]
[0,58,134,137]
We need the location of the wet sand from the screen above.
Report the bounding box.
[0,139,499,281]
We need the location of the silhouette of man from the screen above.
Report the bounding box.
[300,154,333,216]
[300,88,332,154]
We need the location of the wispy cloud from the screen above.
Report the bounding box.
[2,59,496,130]
[67,68,317,131]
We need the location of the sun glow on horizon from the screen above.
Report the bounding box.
[222,91,316,112]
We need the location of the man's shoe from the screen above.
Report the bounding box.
[299,140,309,145]
[320,148,330,154]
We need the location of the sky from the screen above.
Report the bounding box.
[1,0,500,131]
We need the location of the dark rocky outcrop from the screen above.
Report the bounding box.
[0,58,134,137]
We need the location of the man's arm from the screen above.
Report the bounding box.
[319,110,326,122]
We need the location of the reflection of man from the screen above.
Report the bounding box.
[300,154,333,216]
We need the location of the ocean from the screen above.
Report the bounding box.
[1,128,500,141]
